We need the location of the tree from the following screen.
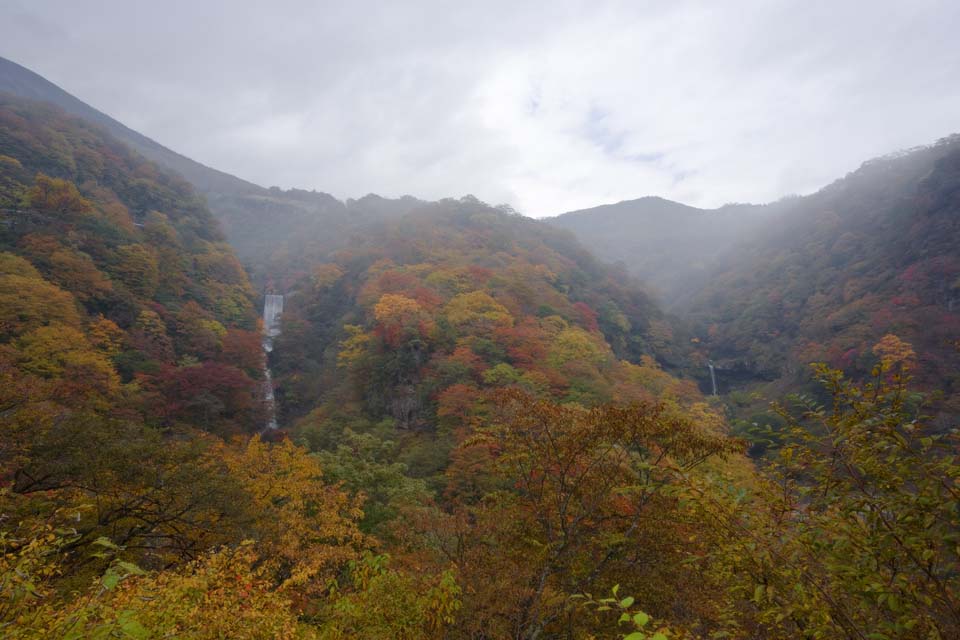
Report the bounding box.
[26,174,92,219]
[440,390,737,638]
[113,244,159,298]
[373,294,435,348]
[14,323,119,401]
[129,309,174,361]
[872,333,917,370]
[312,263,345,290]
[219,437,366,591]
[706,365,960,639]
[444,291,513,336]
[319,553,460,640]
[0,252,80,340]
[3,536,311,640]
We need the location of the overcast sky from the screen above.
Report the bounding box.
[1,0,958,216]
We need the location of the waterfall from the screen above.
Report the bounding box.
[262,294,284,430]
[263,294,284,341]
[708,360,718,396]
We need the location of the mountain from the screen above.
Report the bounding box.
[0,56,262,196]
[0,92,266,435]
[3,56,958,640]
[271,197,686,428]
[208,188,428,286]
[679,136,960,424]
[0,56,431,283]
[547,137,960,426]
[547,196,781,304]
[0,87,743,637]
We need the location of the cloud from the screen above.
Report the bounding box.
[2,0,959,216]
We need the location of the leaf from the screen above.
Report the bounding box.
[116,560,147,576]
[102,572,120,590]
[117,610,150,639]
[619,596,635,608]
[92,536,121,550]
[633,611,650,627]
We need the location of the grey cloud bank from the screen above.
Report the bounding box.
[1,0,958,217]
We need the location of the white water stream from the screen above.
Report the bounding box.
[262,294,284,430]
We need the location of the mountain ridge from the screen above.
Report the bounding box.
[0,55,264,196]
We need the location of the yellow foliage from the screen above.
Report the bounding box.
[220,437,367,590]
[88,315,124,356]
[0,252,81,338]
[374,294,425,324]
[444,291,513,333]
[27,174,93,218]
[15,323,119,394]
[337,324,372,369]
[5,537,315,640]
[872,333,917,368]
[320,554,461,640]
[548,326,608,368]
[312,263,345,290]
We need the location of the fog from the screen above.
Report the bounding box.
[2,0,958,216]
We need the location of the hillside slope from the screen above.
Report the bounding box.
[0,56,431,283]
[0,93,266,435]
[547,196,780,303]
[0,55,262,196]
[683,136,960,421]
[273,197,689,431]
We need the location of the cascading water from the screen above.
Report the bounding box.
[707,360,718,396]
[262,294,284,430]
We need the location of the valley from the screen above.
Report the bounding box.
[0,49,958,640]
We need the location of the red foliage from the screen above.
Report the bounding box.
[151,362,261,434]
[572,302,600,332]
[495,320,547,369]
[220,328,265,376]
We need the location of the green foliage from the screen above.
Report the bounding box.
[320,553,461,639]
[703,365,960,639]
[573,586,671,640]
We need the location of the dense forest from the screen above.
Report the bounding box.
[1,64,959,640]
[682,138,960,429]
[551,137,960,440]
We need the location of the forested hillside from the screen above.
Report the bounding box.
[210,189,427,285]
[0,94,265,434]
[682,136,960,424]
[0,96,368,635]
[272,197,701,474]
[0,56,429,286]
[547,197,779,303]
[0,56,261,196]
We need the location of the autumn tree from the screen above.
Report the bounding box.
[373,293,435,348]
[0,252,80,340]
[433,390,738,638]
[704,365,960,639]
[219,437,366,591]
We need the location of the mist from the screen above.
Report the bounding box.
[2,0,959,216]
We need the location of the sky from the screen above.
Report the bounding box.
[1,0,959,217]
